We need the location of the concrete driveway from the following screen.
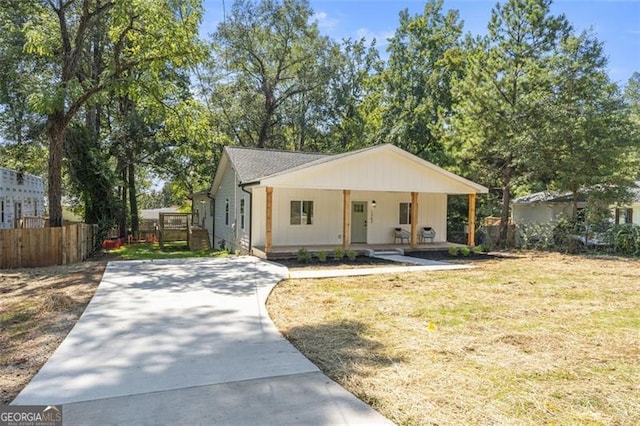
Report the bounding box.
[14,257,391,425]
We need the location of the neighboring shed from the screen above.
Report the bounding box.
[139,207,181,230]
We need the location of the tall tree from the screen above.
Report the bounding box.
[211,0,331,149]
[0,1,48,176]
[536,31,637,219]
[378,0,464,164]
[625,72,640,164]
[447,0,569,246]
[15,0,203,226]
[323,38,383,152]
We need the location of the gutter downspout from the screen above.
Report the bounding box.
[207,191,215,249]
[239,183,253,255]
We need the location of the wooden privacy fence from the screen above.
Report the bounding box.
[0,223,98,269]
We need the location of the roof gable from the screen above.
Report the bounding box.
[259,144,487,194]
[211,144,487,195]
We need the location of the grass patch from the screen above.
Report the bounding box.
[267,252,640,425]
[108,241,227,260]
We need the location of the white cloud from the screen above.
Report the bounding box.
[313,10,341,32]
[355,28,394,47]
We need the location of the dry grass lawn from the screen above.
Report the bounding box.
[0,262,104,404]
[267,252,640,425]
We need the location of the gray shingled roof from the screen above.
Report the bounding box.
[226,146,328,183]
[512,191,576,204]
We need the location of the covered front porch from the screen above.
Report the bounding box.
[252,186,478,257]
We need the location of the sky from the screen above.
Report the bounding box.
[201,0,640,85]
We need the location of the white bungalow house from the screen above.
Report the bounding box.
[0,167,46,229]
[206,144,488,256]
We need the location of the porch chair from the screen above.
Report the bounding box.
[393,227,411,244]
[421,226,436,244]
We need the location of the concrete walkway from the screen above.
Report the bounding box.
[14,257,391,425]
[288,255,471,279]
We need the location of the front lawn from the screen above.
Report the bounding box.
[107,241,227,260]
[267,252,640,425]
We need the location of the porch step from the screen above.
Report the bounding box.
[370,249,404,256]
[189,228,211,251]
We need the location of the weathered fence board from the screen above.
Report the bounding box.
[0,223,97,269]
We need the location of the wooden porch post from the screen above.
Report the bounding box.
[410,192,418,248]
[468,193,476,247]
[266,187,273,253]
[342,190,351,249]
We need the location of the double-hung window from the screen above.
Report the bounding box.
[399,202,411,225]
[290,200,314,225]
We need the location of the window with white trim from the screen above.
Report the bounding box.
[225,199,229,225]
[399,202,411,225]
[290,200,314,225]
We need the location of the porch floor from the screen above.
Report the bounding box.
[252,242,466,260]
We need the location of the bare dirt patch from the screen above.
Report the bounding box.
[267,251,640,425]
[0,261,106,404]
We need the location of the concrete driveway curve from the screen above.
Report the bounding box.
[13,256,391,425]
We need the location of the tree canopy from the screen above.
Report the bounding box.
[0,0,637,247]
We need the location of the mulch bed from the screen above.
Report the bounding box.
[274,255,410,270]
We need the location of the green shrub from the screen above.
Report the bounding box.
[518,223,556,250]
[448,246,459,256]
[460,246,471,256]
[346,249,357,261]
[474,245,489,254]
[297,248,312,263]
[316,250,328,262]
[333,247,345,260]
[610,224,640,256]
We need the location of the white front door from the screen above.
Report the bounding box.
[351,201,367,243]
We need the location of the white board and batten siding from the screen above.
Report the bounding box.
[260,147,481,194]
[212,165,250,253]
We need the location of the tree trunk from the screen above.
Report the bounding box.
[499,171,512,248]
[47,114,65,227]
[128,162,139,237]
[570,183,579,223]
[118,161,128,238]
[257,119,269,148]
